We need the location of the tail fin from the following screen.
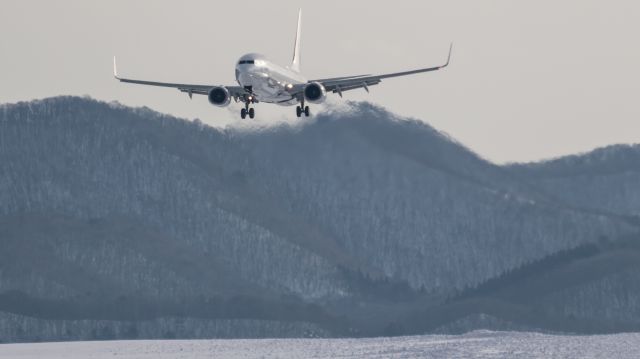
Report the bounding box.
[290,9,302,72]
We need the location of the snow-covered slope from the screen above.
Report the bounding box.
[0,97,639,341]
[2,331,640,359]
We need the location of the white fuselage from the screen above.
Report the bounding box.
[235,53,307,106]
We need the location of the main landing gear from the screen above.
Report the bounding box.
[296,105,310,118]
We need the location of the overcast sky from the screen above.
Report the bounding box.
[1,0,639,163]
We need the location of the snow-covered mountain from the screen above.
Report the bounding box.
[508,144,640,217]
[0,97,638,342]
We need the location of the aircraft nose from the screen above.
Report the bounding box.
[237,68,268,86]
[247,67,269,78]
[246,70,268,81]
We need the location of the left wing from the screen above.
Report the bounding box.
[304,43,452,97]
[113,57,248,99]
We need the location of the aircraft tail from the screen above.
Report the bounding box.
[291,9,302,72]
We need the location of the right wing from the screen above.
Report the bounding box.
[113,57,248,99]
[306,43,452,97]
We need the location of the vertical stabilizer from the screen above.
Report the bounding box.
[291,9,302,72]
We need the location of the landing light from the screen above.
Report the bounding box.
[286,84,294,90]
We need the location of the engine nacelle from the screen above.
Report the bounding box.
[303,82,327,104]
[208,86,231,107]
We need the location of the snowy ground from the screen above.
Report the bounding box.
[1,331,640,358]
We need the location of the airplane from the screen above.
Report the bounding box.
[113,9,452,119]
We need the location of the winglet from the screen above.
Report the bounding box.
[113,56,120,79]
[442,43,453,68]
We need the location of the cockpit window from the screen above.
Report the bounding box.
[238,60,255,65]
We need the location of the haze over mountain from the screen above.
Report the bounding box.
[1,97,639,342]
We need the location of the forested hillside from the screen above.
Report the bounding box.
[1,97,638,341]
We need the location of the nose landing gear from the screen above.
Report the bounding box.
[240,98,256,119]
[240,108,255,119]
[241,108,255,119]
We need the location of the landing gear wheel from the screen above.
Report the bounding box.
[248,108,255,119]
[240,108,247,119]
[296,106,302,118]
[304,106,310,117]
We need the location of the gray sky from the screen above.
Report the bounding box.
[1,0,639,163]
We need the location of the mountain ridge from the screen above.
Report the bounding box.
[1,96,639,341]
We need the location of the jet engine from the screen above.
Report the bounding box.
[303,82,327,104]
[208,86,231,107]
